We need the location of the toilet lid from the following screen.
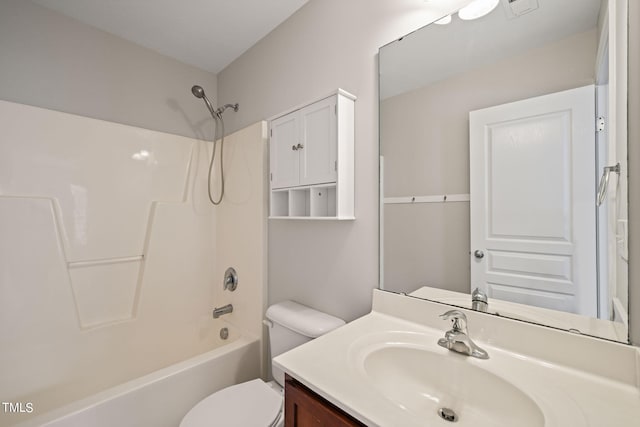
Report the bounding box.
[180,379,282,427]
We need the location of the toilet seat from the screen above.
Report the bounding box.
[180,379,282,427]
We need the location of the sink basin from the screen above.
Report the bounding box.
[352,333,545,427]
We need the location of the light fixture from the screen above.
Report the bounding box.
[458,0,500,21]
[434,14,452,25]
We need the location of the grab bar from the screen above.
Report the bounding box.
[597,163,620,206]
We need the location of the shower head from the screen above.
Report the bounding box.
[191,85,205,98]
[191,85,219,119]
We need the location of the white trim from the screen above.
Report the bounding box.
[595,1,609,84]
[379,156,385,290]
[612,297,629,328]
[268,216,355,220]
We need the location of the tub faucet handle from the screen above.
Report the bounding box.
[223,267,238,291]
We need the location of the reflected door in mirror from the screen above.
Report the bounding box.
[470,86,596,316]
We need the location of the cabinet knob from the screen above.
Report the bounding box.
[292,145,298,151]
[296,143,304,150]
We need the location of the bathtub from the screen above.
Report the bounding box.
[10,333,260,427]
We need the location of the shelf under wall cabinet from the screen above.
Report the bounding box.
[269,184,348,220]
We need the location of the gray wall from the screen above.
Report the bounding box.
[0,0,217,140]
[219,0,640,337]
[629,0,639,346]
[382,29,597,295]
[217,0,454,321]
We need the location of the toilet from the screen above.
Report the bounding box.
[180,300,345,427]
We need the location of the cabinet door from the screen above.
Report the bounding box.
[285,376,365,427]
[299,97,337,186]
[271,113,300,189]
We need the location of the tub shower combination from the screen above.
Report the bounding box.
[17,327,259,427]
[0,88,267,427]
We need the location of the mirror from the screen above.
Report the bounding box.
[379,0,629,342]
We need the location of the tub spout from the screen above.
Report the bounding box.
[212,304,233,318]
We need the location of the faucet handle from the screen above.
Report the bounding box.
[440,310,468,333]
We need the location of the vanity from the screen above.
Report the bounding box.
[283,375,365,427]
[275,290,640,426]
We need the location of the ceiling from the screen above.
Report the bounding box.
[32,0,309,74]
[380,0,602,99]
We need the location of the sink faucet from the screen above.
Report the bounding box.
[212,304,233,318]
[471,288,488,312]
[437,310,489,359]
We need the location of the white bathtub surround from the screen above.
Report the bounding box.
[211,121,269,342]
[14,338,260,427]
[274,290,640,427]
[0,100,198,329]
[0,100,267,426]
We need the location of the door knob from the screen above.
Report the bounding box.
[473,250,484,259]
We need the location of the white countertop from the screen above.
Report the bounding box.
[274,290,640,427]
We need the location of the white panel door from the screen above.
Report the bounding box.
[270,113,299,189]
[299,97,337,186]
[470,85,597,316]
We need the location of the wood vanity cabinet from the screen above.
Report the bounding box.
[284,375,366,427]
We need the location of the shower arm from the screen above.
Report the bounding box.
[216,103,239,116]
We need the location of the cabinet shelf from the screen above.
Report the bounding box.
[269,184,351,219]
[268,89,355,220]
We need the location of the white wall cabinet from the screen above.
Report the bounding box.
[269,89,355,219]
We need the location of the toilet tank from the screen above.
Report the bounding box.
[265,301,345,386]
